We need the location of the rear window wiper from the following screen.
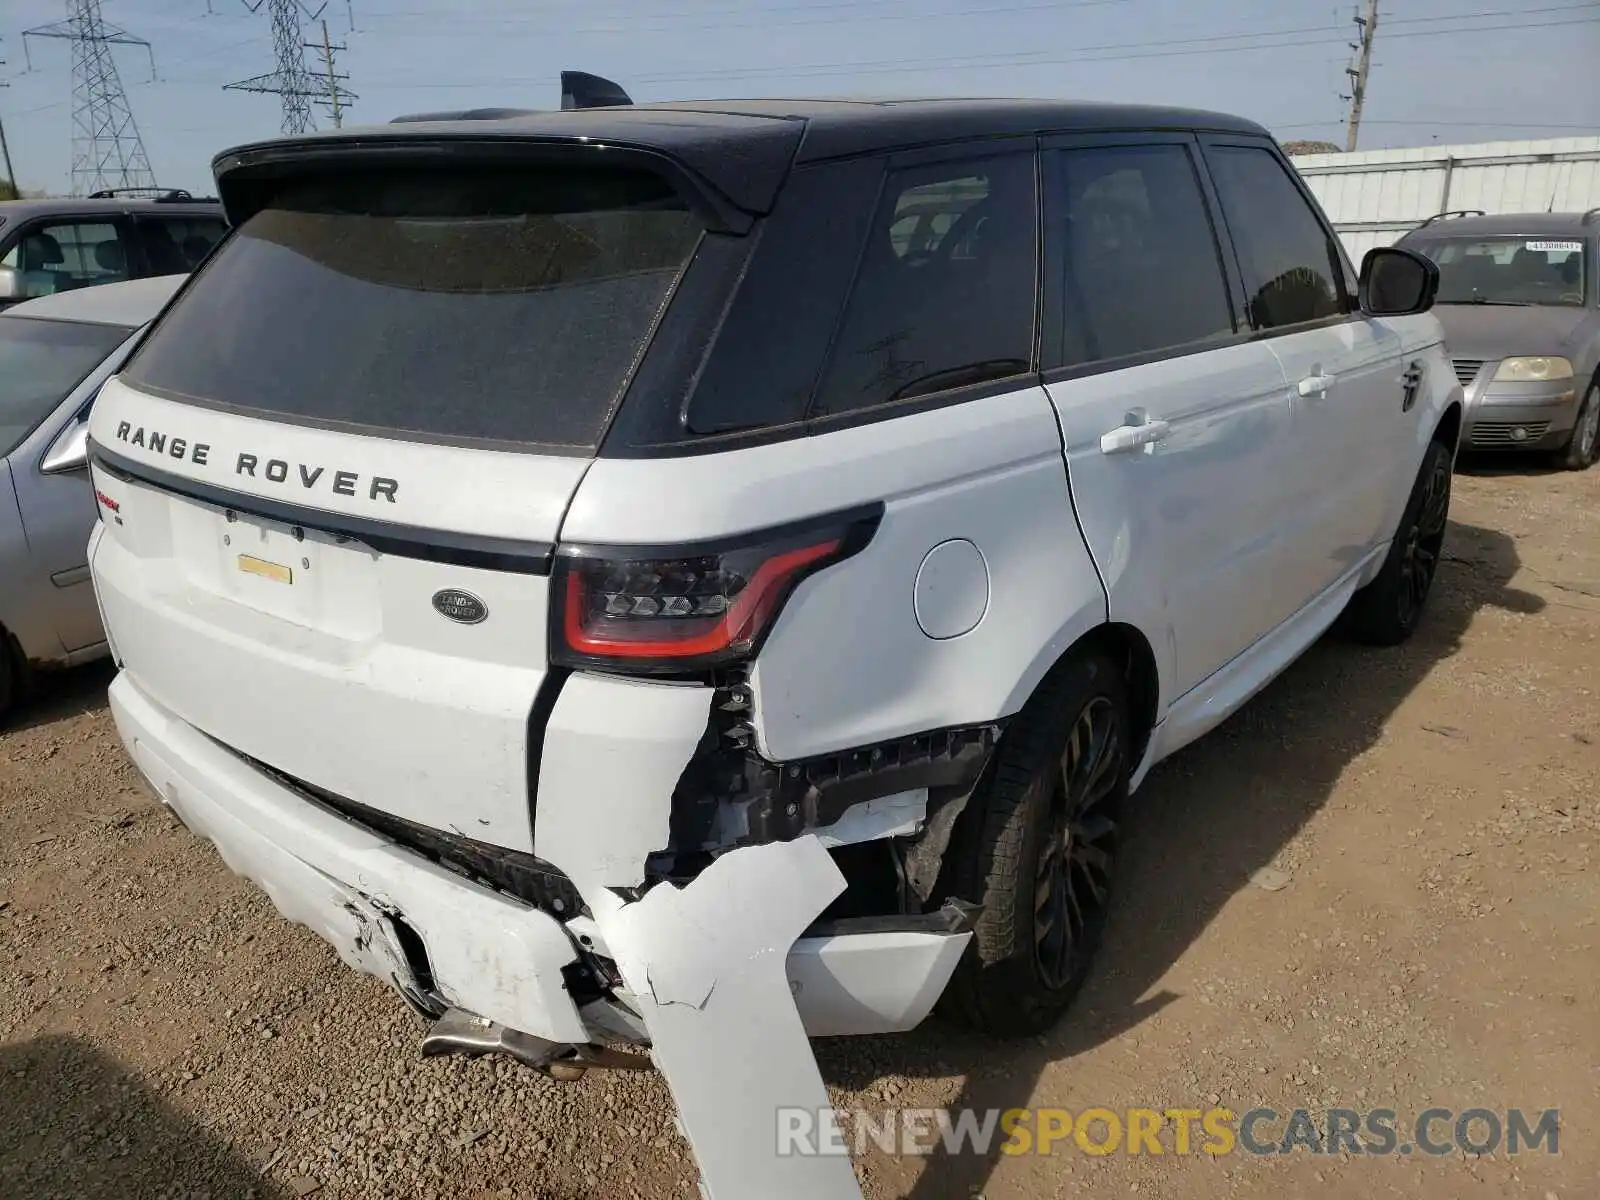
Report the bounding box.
[1462,297,1533,306]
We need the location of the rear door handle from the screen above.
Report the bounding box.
[1100,419,1170,455]
[1297,372,1337,398]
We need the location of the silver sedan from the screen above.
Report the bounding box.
[0,274,185,720]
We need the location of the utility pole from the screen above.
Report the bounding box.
[23,0,159,196]
[0,111,15,196]
[0,46,16,195]
[1343,0,1379,153]
[308,19,352,128]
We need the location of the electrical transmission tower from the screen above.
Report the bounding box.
[23,0,158,197]
[1341,0,1380,152]
[225,1,356,136]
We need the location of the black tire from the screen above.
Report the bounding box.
[1344,438,1453,647]
[0,633,15,727]
[940,646,1129,1037]
[1555,381,1599,471]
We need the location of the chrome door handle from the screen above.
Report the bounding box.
[1100,419,1170,455]
[1298,372,1337,398]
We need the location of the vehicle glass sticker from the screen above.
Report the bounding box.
[1525,240,1583,253]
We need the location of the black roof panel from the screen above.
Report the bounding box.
[212,97,1270,218]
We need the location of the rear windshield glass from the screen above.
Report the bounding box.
[1411,235,1588,307]
[0,317,129,458]
[122,166,705,450]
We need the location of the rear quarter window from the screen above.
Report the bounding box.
[808,152,1039,418]
[122,167,705,451]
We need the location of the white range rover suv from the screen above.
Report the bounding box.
[86,98,1459,1196]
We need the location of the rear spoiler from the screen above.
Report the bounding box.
[388,72,633,124]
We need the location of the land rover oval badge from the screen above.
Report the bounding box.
[432,589,488,625]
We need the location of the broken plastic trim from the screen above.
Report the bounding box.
[803,897,979,940]
[671,703,1004,855]
[421,1007,652,1080]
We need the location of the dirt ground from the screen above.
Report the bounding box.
[2,457,1596,1200]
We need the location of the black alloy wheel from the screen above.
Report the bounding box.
[1033,695,1122,991]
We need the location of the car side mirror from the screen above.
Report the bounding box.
[40,418,90,475]
[0,267,22,303]
[1359,246,1439,317]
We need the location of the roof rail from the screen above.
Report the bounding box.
[1582,206,1600,226]
[389,107,537,124]
[85,187,211,203]
[1418,209,1486,227]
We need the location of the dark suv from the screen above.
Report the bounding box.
[0,189,227,311]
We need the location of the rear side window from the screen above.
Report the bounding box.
[137,215,227,274]
[809,153,1037,418]
[0,317,129,458]
[1,220,132,302]
[1055,143,1235,367]
[123,167,704,450]
[1206,145,1345,330]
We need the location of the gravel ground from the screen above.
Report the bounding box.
[2,457,1597,1200]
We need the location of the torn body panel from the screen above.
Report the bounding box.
[596,837,865,1200]
[528,671,972,1197]
[533,671,714,889]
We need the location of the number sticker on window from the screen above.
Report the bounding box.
[1525,240,1583,252]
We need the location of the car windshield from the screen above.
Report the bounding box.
[1413,235,1588,307]
[0,316,130,458]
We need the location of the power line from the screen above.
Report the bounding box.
[621,12,1600,85]
[8,33,266,118]
[23,0,159,196]
[359,0,1133,37]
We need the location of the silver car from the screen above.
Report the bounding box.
[0,275,185,720]
[1396,210,1599,469]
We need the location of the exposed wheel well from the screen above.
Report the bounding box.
[1080,622,1160,770]
[1434,401,1463,455]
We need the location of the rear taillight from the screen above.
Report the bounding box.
[551,507,882,674]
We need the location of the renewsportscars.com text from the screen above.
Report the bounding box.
[776,1105,1560,1158]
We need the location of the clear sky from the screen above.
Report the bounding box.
[2,0,1598,195]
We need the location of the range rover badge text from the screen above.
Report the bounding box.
[432,590,488,625]
[112,422,400,503]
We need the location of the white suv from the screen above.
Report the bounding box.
[87,99,1459,1196]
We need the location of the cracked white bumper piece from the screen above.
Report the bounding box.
[108,672,594,1044]
[109,672,970,1042]
[111,670,970,1199]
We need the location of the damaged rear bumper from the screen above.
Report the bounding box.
[108,670,970,1045]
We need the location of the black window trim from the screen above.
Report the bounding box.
[800,135,1043,427]
[1037,129,1245,385]
[1197,133,1363,342]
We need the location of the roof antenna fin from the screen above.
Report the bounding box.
[561,71,633,110]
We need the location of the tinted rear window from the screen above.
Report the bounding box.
[0,317,129,458]
[123,167,705,450]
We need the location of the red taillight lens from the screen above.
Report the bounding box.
[551,509,881,673]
